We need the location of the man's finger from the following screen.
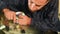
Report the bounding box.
[18,15,27,19]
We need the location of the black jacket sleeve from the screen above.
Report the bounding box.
[0,0,7,11]
[30,0,59,32]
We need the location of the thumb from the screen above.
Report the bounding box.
[18,15,26,19]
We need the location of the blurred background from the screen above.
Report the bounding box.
[58,0,60,34]
[58,0,60,20]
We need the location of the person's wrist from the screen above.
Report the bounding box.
[27,18,31,25]
[2,8,10,13]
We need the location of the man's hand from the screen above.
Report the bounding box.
[3,8,16,20]
[16,15,31,25]
[3,8,31,25]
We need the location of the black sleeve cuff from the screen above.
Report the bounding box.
[0,1,7,11]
